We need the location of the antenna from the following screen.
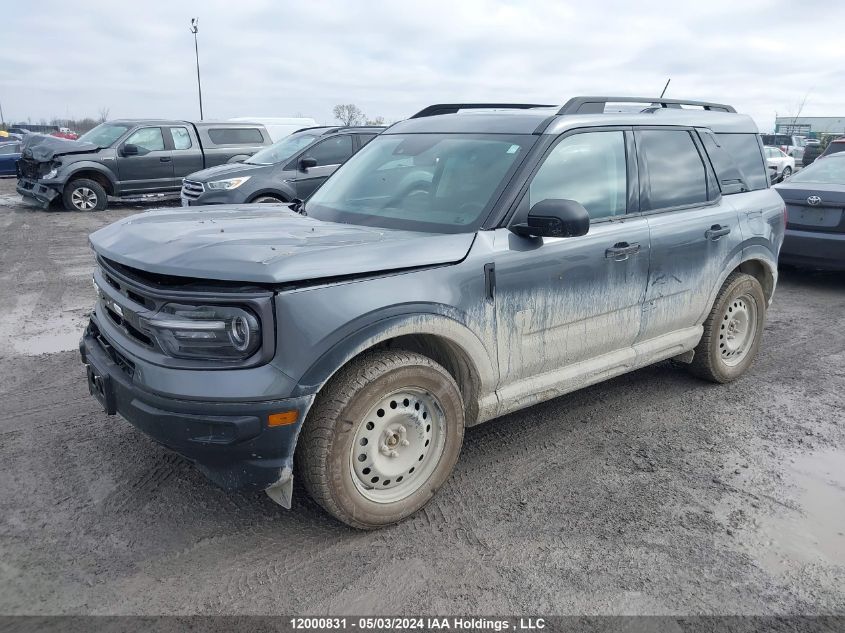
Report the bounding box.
[659,79,671,99]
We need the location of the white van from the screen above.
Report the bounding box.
[228,117,318,142]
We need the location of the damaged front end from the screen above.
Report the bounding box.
[16,133,99,207]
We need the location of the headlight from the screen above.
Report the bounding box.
[139,303,261,360]
[207,176,251,190]
[43,168,58,180]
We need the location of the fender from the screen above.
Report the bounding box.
[247,184,295,203]
[699,253,778,327]
[289,310,499,423]
[58,161,119,191]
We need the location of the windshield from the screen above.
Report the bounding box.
[78,123,130,147]
[788,155,845,184]
[246,132,320,165]
[306,133,535,233]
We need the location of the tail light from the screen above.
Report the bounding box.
[780,145,788,153]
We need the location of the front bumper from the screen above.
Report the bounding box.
[79,321,314,497]
[181,187,250,207]
[17,177,61,208]
[780,229,845,271]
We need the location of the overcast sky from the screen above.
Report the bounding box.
[3,0,844,131]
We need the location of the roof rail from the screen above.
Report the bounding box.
[410,103,554,119]
[558,96,736,115]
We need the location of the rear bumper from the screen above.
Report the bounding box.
[17,178,60,208]
[79,321,314,493]
[780,229,845,271]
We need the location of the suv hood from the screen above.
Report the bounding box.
[187,161,273,182]
[21,133,100,162]
[89,206,476,284]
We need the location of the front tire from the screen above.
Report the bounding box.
[252,195,285,204]
[689,272,766,383]
[63,178,107,211]
[780,166,792,181]
[296,350,465,529]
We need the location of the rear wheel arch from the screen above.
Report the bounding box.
[736,258,775,304]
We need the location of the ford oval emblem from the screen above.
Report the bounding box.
[807,195,822,206]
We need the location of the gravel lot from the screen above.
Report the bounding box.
[0,177,843,616]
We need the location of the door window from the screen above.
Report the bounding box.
[125,127,165,152]
[640,130,708,209]
[357,134,378,148]
[169,127,192,150]
[528,131,627,219]
[306,135,354,166]
[0,144,19,154]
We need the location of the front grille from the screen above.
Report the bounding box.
[18,158,41,180]
[89,321,135,378]
[181,179,204,199]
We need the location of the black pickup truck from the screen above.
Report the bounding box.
[17,119,272,211]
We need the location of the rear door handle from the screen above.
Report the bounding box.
[605,242,640,261]
[159,156,172,162]
[705,225,731,240]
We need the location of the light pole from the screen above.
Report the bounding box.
[190,18,203,120]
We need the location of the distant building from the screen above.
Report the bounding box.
[774,116,845,138]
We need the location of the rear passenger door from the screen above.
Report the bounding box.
[293,135,354,199]
[166,126,203,185]
[115,127,174,193]
[494,128,651,386]
[635,127,744,342]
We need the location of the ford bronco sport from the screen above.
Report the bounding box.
[80,97,785,529]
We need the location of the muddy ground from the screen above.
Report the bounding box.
[0,177,842,616]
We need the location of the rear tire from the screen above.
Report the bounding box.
[63,178,107,211]
[688,272,766,383]
[780,166,792,181]
[296,350,465,529]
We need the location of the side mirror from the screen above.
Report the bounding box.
[299,156,318,171]
[121,143,139,156]
[510,199,590,238]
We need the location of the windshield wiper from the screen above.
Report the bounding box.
[290,198,307,216]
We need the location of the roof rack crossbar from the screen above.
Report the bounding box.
[558,96,736,115]
[410,103,555,119]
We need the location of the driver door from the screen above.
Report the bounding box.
[115,127,174,193]
[293,135,354,199]
[493,129,650,390]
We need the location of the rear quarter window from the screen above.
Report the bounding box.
[713,133,768,192]
[207,128,265,145]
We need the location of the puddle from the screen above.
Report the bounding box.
[12,328,84,356]
[0,293,87,356]
[749,449,845,575]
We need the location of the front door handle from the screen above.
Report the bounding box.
[159,156,172,162]
[705,225,731,240]
[605,242,640,261]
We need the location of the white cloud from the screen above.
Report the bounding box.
[2,0,844,131]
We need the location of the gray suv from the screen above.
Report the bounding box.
[79,97,785,529]
[180,126,384,206]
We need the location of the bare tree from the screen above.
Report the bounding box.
[365,116,385,126]
[333,104,364,126]
[98,107,110,123]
